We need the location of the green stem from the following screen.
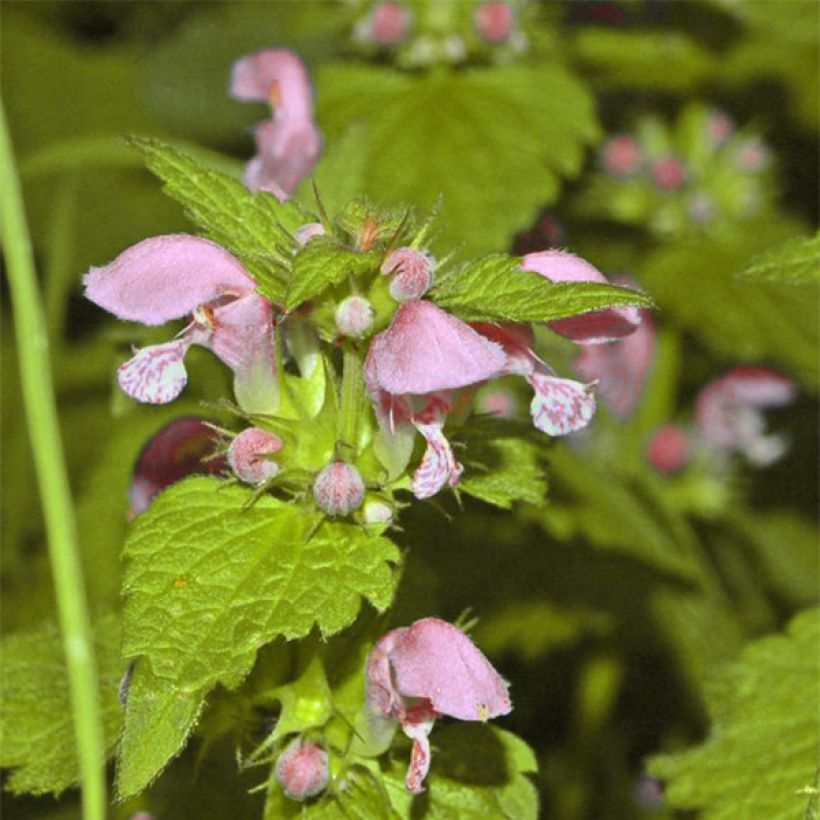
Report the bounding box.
[0,103,106,818]
[339,344,364,461]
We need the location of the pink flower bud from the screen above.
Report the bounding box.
[736,138,768,172]
[335,295,374,338]
[274,739,329,801]
[601,134,643,177]
[363,498,394,524]
[475,2,515,43]
[295,222,326,246]
[646,424,689,474]
[381,248,434,301]
[313,462,365,516]
[228,427,283,485]
[651,155,686,190]
[370,2,412,45]
[705,109,734,146]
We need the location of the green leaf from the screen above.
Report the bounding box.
[286,237,380,311]
[459,436,547,510]
[317,64,598,255]
[737,232,820,285]
[382,725,538,819]
[433,254,654,322]
[0,615,123,796]
[129,136,309,303]
[117,477,400,797]
[649,608,820,819]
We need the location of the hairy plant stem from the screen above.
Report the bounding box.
[339,343,364,461]
[0,103,106,819]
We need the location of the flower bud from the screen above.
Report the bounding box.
[363,498,394,524]
[651,155,686,190]
[601,134,643,177]
[228,427,283,485]
[295,222,326,247]
[274,738,329,801]
[475,2,515,43]
[335,295,374,338]
[736,138,768,172]
[646,424,689,474]
[313,462,365,516]
[382,248,434,302]
[370,2,412,45]
[705,109,734,147]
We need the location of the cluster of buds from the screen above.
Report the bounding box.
[353,0,526,68]
[589,104,774,237]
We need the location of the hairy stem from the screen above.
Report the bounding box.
[0,103,106,819]
[339,344,364,460]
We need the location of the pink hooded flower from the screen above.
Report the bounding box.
[695,366,795,465]
[84,235,276,412]
[520,250,642,344]
[365,300,505,498]
[472,322,597,435]
[128,417,224,518]
[573,285,656,418]
[366,617,511,793]
[230,49,321,197]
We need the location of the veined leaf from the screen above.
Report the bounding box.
[433,254,654,323]
[286,237,380,311]
[117,477,400,797]
[129,136,309,303]
[737,231,820,286]
[649,608,820,820]
[0,615,123,796]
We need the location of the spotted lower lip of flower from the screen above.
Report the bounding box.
[85,235,277,412]
[230,49,321,196]
[366,617,511,793]
[520,250,642,344]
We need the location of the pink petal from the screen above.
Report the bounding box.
[471,322,535,376]
[230,49,316,122]
[245,119,321,195]
[574,314,656,418]
[365,301,505,396]
[520,250,642,344]
[84,235,255,326]
[402,719,435,794]
[411,419,463,499]
[117,340,190,404]
[385,618,512,722]
[528,373,596,436]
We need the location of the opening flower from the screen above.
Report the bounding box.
[228,427,283,486]
[230,49,321,197]
[84,235,276,412]
[366,617,511,793]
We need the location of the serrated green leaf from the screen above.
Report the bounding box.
[286,237,380,311]
[459,437,547,510]
[737,232,820,285]
[0,615,123,796]
[129,136,309,303]
[382,725,538,819]
[649,608,820,820]
[118,477,400,797]
[317,64,598,255]
[433,254,654,322]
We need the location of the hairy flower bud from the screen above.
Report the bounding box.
[295,222,326,246]
[474,2,515,43]
[363,498,394,524]
[313,462,365,516]
[228,427,283,485]
[274,738,329,801]
[646,424,689,474]
[369,2,412,45]
[382,248,434,301]
[335,295,374,338]
[651,155,686,190]
[601,134,643,177]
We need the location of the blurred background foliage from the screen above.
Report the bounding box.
[2,1,818,818]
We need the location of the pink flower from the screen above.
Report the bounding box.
[472,322,597,435]
[520,250,642,344]
[274,738,329,801]
[365,300,505,498]
[646,424,689,474]
[366,618,511,793]
[695,366,795,466]
[474,2,516,43]
[230,49,321,197]
[601,134,643,177]
[84,235,276,412]
[128,417,223,518]
[650,155,686,191]
[573,287,656,419]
